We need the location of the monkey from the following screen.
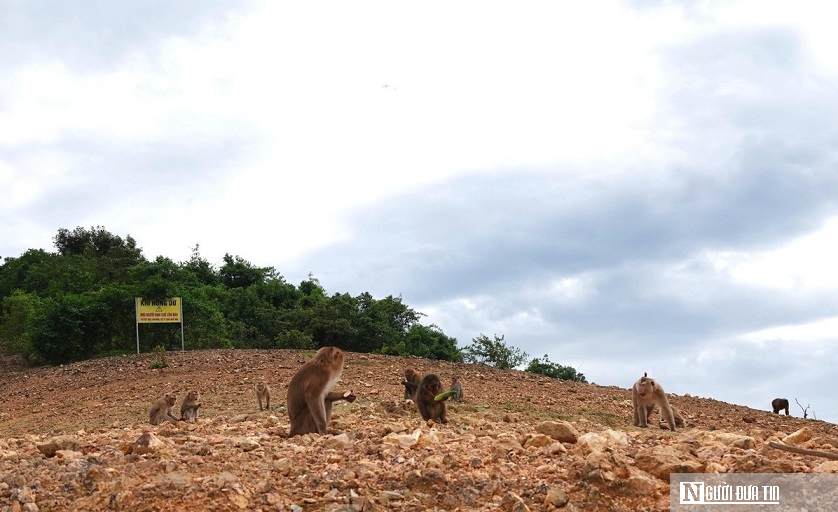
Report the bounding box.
[450,376,464,402]
[654,405,686,428]
[415,373,448,423]
[255,381,271,411]
[148,392,180,425]
[287,346,356,436]
[402,368,422,400]
[772,398,790,415]
[179,390,201,423]
[632,372,678,431]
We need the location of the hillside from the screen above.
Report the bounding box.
[1,349,836,511]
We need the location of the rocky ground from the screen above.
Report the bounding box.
[1,349,836,512]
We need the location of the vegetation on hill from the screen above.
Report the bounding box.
[0,226,584,382]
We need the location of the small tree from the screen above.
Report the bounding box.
[525,354,587,382]
[795,398,811,419]
[462,333,528,370]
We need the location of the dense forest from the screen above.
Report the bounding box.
[0,226,585,382]
[0,226,461,365]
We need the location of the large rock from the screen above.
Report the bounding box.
[536,421,578,443]
[783,427,814,446]
[635,445,704,481]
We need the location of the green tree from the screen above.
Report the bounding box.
[462,333,528,369]
[274,329,316,350]
[380,323,462,362]
[525,354,587,382]
[220,254,274,288]
[0,290,39,360]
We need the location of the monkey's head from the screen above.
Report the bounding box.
[165,393,177,406]
[256,382,267,392]
[422,374,442,394]
[315,346,345,368]
[637,377,654,397]
[405,369,416,379]
[452,376,460,384]
[186,390,199,401]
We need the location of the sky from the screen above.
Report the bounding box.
[3,1,838,422]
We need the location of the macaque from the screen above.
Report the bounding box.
[450,376,464,402]
[402,368,421,400]
[180,390,201,423]
[149,392,180,425]
[255,381,271,411]
[287,346,356,436]
[415,373,448,423]
[632,373,678,432]
[772,398,790,415]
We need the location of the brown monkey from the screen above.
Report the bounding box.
[415,373,448,423]
[402,368,421,400]
[255,381,271,411]
[655,405,686,428]
[772,398,790,415]
[149,392,180,425]
[450,376,464,401]
[287,346,356,436]
[180,390,201,423]
[632,372,678,431]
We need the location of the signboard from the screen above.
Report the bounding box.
[135,297,184,353]
[136,297,182,323]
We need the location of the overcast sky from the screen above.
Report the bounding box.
[3,1,838,422]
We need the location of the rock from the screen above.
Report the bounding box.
[403,469,447,492]
[783,427,814,446]
[523,433,552,449]
[132,432,165,455]
[501,491,530,512]
[493,435,524,459]
[383,429,421,448]
[536,421,578,443]
[701,431,755,449]
[155,471,191,488]
[635,445,704,481]
[36,435,81,457]
[578,430,628,454]
[544,486,568,508]
[813,461,838,473]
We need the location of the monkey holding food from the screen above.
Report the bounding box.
[286,346,356,435]
[415,373,449,423]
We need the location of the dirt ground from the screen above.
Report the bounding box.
[1,349,835,511]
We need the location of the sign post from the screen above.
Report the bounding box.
[135,297,184,353]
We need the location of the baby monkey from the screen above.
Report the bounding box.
[450,376,464,401]
[255,381,271,411]
[180,390,201,423]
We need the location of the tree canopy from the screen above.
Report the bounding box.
[0,227,461,365]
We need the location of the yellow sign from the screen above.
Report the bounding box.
[136,297,182,323]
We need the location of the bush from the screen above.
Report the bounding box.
[462,334,528,369]
[526,354,587,382]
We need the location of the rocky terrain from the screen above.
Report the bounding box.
[1,349,836,512]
